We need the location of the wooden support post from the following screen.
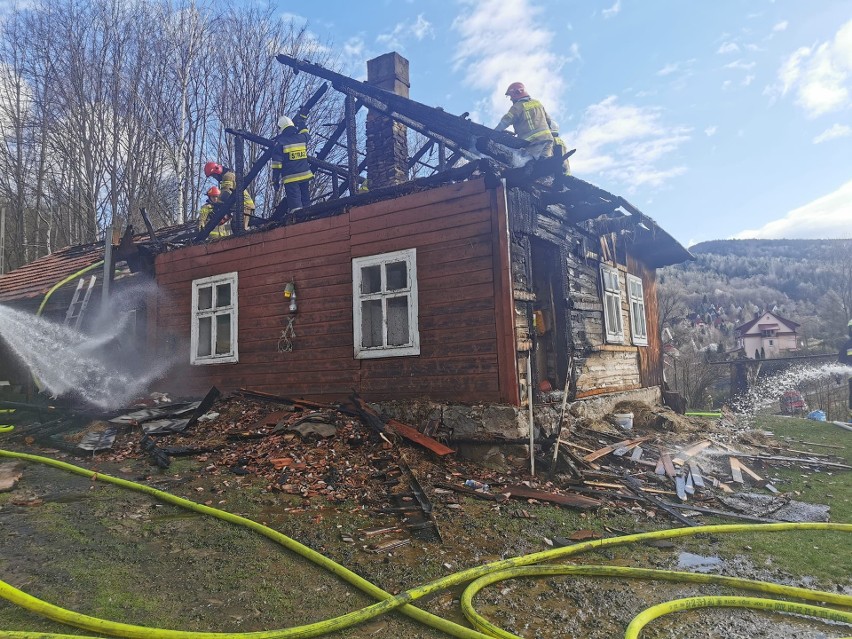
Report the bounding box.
[438,141,446,171]
[345,95,358,196]
[101,225,113,312]
[233,136,245,233]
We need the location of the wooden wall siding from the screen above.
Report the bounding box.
[574,349,641,391]
[628,255,662,387]
[152,178,506,404]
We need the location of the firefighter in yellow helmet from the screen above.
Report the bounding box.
[197,186,231,240]
[495,82,555,163]
[203,161,255,231]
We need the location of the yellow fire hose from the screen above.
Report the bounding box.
[0,445,850,639]
[0,409,14,433]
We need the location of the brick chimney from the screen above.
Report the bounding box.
[366,52,410,188]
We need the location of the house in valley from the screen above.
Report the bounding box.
[734,310,800,359]
[0,52,693,426]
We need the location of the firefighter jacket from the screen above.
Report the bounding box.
[275,119,313,184]
[216,167,255,211]
[841,335,852,365]
[198,201,231,239]
[496,97,554,144]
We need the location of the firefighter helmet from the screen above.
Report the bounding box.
[207,186,221,198]
[277,115,294,130]
[504,82,528,99]
[204,161,222,177]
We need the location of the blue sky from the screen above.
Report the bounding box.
[286,0,851,247]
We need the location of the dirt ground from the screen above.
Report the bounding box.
[0,401,849,639]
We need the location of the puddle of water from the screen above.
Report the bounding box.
[677,551,723,573]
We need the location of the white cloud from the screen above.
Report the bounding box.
[656,59,695,78]
[717,42,740,54]
[377,13,435,51]
[704,126,718,136]
[733,179,852,239]
[742,74,755,86]
[813,123,852,143]
[452,0,568,121]
[775,19,852,117]
[567,96,690,189]
[725,59,757,70]
[773,20,788,32]
[602,0,621,19]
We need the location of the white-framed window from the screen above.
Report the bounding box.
[600,264,624,343]
[626,274,648,346]
[190,272,238,365]
[352,249,420,359]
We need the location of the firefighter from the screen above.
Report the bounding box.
[494,82,555,163]
[197,186,231,239]
[271,114,313,212]
[840,319,852,414]
[550,122,572,177]
[203,161,255,231]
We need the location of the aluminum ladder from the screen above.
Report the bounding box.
[64,275,96,330]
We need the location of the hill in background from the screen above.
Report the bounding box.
[659,238,851,352]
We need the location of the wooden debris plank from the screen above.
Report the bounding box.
[613,443,639,457]
[503,485,601,510]
[386,419,456,456]
[661,452,676,479]
[584,437,650,463]
[718,482,734,493]
[630,446,643,461]
[654,456,665,475]
[675,475,687,501]
[729,457,744,483]
[684,471,695,495]
[671,440,712,466]
[764,483,779,494]
[737,459,763,482]
[660,501,781,524]
[734,454,852,470]
[688,462,705,488]
[583,481,624,490]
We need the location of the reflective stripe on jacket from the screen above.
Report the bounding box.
[496,97,554,142]
[198,202,231,239]
[278,127,313,184]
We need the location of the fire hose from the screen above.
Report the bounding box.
[0,445,850,639]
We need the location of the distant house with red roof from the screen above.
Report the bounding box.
[734,310,800,359]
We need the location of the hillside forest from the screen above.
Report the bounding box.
[657,238,851,415]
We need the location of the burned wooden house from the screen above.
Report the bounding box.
[0,52,692,415]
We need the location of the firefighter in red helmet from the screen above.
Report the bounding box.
[495,82,555,164]
[197,186,231,239]
[203,161,255,231]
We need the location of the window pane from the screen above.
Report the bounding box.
[215,313,231,355]
[361,299,383,347]
[197,316,212,356]
[215,283,231,308]
[387,296,409,346]
[361,265,381,294]
[386,261,407,291]
[198,286,213,310]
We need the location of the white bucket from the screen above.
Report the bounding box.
[613,412,634,431]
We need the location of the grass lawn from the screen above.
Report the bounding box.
[702,414,852,584]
